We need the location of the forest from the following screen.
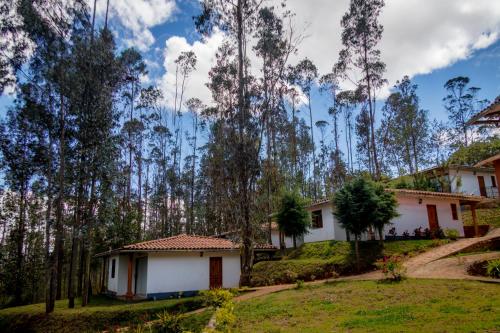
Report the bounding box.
[0,0,497,312]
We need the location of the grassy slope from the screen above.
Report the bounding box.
[251,239,449,286]
[234,279,500,333]
[462,207,500,228]
[0,295,203,333]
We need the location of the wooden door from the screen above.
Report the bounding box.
[477,176,487,197]
[426,205,439,232]
[209,257,223,289]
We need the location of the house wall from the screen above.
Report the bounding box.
[449,169,496,196]
[270,194,465,247]
[107,255,119,293]
[270,230,295,248]
[146,251,241,297]
[304,204,336,243]
[386,196,463,237]
[107,254,130,296]
[135,256,148,296]
[117,254,130,295]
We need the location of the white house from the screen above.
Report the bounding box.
[271,189,483,248]
[98,234,242,299]
[420,165,497,198]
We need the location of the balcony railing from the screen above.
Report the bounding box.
[486,186,499,199]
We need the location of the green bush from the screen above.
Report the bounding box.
[214,303,235,332]
[250,259,343,286]
[486,259,500,278]
[199,289,234,308]
[444,228,460,240]
[156,311,184,333]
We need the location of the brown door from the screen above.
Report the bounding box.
[477,176,487,197]
[209,257,223,289]
[426,205,439,232]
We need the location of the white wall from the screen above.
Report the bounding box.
[386,196,464,237]
[270,230,295,248]
[275,194,466,246]
[304,204,336,242]
[449,169,496,196]
[146,251,241,295]
[107,255,119,293]
[117,254,130,295]
[135,256,148,296]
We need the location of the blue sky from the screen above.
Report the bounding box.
[1,0,499,155]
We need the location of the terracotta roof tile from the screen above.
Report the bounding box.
[386,188,483,202]
[122,234,238,251]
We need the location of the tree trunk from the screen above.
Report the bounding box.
[363,37,380,179]
[15,186,27,305]
[308,93,317,199]
[236,0,254,287]
[354,234,360,273]
[45,132,54,313]
[48,93,66,312]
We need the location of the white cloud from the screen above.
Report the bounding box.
[281,0,500,96]
[155,0,500,106]
[159,30,225,110]
[92,0,176,51]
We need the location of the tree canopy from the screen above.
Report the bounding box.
[276,190,311,248]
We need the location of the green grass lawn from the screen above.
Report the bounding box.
[462,207,500,228]
[251,239,449,286]
[234,279,500,332]
[0,295,203,332]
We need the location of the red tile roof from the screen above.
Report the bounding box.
[122,234,239,251]
[386,188,483,202]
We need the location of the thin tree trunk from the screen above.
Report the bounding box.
[15,186,27,305]
[354,234,360,273]
[308,93,316,199]
[45,132,54,313]
[48,93,66,312]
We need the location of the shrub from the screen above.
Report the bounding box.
[214,302,236,332]
[413,227,423,239]
[156,311,184,333]
[376,256,406,281]
[199,289,234,308]
[486,259,500,278]
[444,228,459,240]
[250,259,343,286]
[295,280,304,289]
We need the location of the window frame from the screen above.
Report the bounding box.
[311,210,323,229]
[450,203,458,220]
[491,175,497,188]
[111,258,116,278]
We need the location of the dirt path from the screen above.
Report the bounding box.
[409,251,500,281]
[404,228,500,273]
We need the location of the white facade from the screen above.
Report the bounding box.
[106,251,241,298]
[384,195,463,237]
[448,168,497,197]
[270,193,466,248]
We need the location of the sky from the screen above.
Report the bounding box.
[1,0,499,149]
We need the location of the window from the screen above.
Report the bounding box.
[492,175,497,188]
[450,203,458,220]
[311,210,323,229]
[111,259,116,278]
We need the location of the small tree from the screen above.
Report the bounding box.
[334,177,377,271]
[276,190,310,249]
[372,184,399,244]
